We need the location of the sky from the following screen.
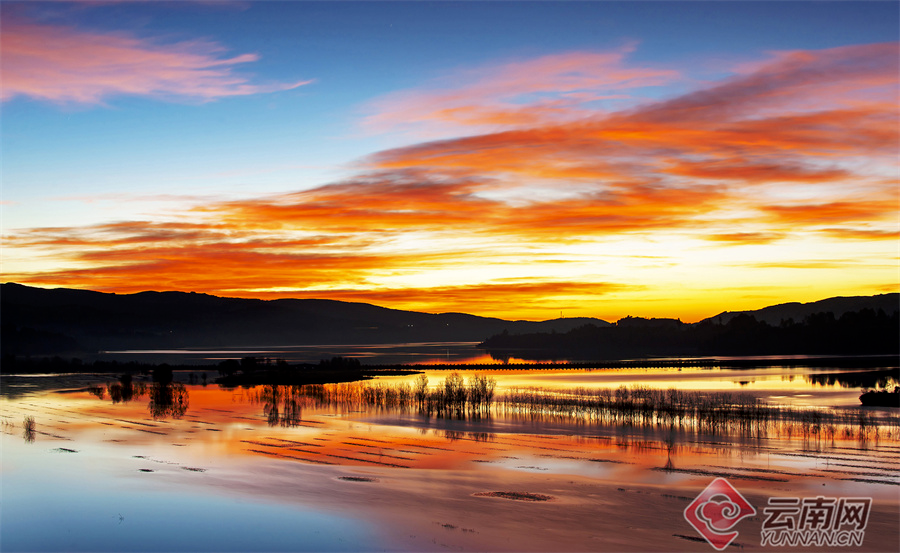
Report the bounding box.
[1,1,898,322]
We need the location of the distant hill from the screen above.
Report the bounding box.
[0,283,610,357]
[701,294,899,326]
[480,293,900,360]
[5,283,897,360]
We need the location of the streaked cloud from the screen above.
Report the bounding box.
[4,215,633,316]
[704,232,787,245]
[240,281,635,317]
[4,41,898,318]
[761,201,898,225]
[363,44,679,135]
[0,18,310,104]
[820,228,900,241]
[744,260,866,270]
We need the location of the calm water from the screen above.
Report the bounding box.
[2,366,899,552]
[99,342,490,365]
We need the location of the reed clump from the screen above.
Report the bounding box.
[23,415,36,443]
[258,378,896,441]
[497,385,896,441]
[303,372,495,416]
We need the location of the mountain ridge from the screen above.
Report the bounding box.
[0,282,611,356]
[3,283,897,359]
[701,294,899,326]
[480,293,899,360]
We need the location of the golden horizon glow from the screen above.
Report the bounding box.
[2,13,898,322]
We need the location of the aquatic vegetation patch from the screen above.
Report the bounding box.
[22,415,36,443]
[288,378,899,442]
[473,491,554,501]
[302,372,496,415]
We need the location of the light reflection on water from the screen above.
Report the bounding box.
[97,341,900,370]
[2,367,899,552]
[1,439,378,552]
[99,342,492,365]
[373,365,899,407]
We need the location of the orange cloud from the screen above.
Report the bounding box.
[820,228,900,241]
[6,42,898,315]
[196,167,729,244]
[635,42,898,123]
[207,170,500,233]
[666,158,849,183]
[6,221,227,248]
[244,280,634,316]
[762,201,898,225]
[0,18,310,104]
[371,107,895,185]
[5,216,633,316]
[369,42,897,188]
[497,184,728,239]
[12,246,390,295]
[704,232,787,245]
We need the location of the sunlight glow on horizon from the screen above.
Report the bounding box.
[1,2,897,322]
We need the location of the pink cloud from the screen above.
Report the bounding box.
[0,18,311,104]
[634,42,898,124]
[363,45,680,135]
[369,41,898,190]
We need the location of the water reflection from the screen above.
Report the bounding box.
[805,368,899,389]
[6,372,899,553]
[94,373,189,419]
[148,382,189,420]
[299,373,495,419]
[22,415,35,443]
[108,374,147,404]
[444,430,495,443]
[100,341,490,365]
[662,432,677,471]
[249,385,307,427]
[335,379,899,444]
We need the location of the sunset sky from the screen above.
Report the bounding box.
[2,1,898,322]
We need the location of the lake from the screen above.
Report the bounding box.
[2,364,898,552]
[98,342,493,365]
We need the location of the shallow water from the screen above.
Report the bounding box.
[2,368,898,552]
[376,364,898,407]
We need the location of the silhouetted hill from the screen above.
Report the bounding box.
[0,283,610,357]
[481,297,900,360]
[701,294,899,326]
